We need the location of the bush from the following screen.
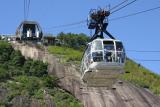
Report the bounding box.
[0,42,13,63]
[23,59,48,77]
[10,51,25,66]
[42,75,58,88]
[34,89,44,99]
[14,76,41,96]
[0,68,9,80]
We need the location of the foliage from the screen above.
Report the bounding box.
[23,59,48,77]
[42,75,58,88]
[122,59,160,95]
[48,46,83,62]
[34,88,44,99]
[0,42,13,63]
[14,76,42,96]
[57,32,89,51]
[0,67,9,81]
[49,88,83,107]
[10,50,25,66]
[0,41,83,107]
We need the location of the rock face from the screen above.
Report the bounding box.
[13,43,160,107]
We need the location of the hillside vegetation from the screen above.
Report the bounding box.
[0,41,83,107]
[48,32,160,96]
[48,45,160,95]
[122,59,160,95]
[57,32,89,51]
[48,46,82,63]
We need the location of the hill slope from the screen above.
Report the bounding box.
[0,41,83,107]
[13,43,160,107]
[48,46,160,96]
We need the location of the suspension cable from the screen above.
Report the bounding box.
[24,0,26,20]
[109,0,128,11]
[110,0,138,14]
[23,0,31,20]
[110,6,160,21]
[133,59,160,62]
[46,20,86,29]
[126,50,160,53]
[26,0,31,19]
[44,5,160,30]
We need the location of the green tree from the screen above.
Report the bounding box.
[57,32,89,50]
[0,42,13,63]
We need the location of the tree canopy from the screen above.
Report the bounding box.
[57,32,90,51]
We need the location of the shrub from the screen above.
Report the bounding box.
[14,76,41,96]
[0,68,9,80]
[23,59,48,77]
[0,42,13,63]
[10,51,25,66]
[42,75,58,88]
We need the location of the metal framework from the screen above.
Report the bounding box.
[87,8,115,41]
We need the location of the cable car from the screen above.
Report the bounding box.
[16,21,43,41]
[80,38,126,86]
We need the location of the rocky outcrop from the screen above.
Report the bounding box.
[0,88,8,104]
[12,42,160,107]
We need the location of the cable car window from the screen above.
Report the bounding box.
[23,24,36,34]
[93,41,102,50]
[92,51,103,62]
[103,41,115,62]
[116,42,123,51]
[115,41,125,63]
[103,41,114,50]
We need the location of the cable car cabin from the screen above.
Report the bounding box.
[16,21,43,41]
[80,38,126,87]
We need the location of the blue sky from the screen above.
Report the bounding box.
[0,0,160,74]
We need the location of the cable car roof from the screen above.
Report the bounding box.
[16,20,43,35]
[20,20,40,25]
[88,38,122,44]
